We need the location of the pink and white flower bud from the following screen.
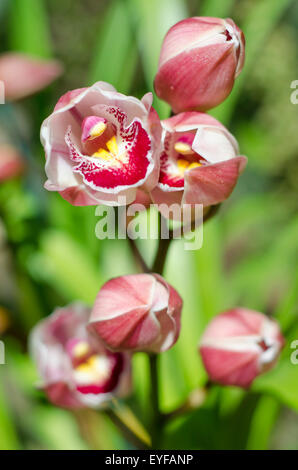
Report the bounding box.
[40,82,161,206]
[0,53,62,101]
[30,303,131,409]
[89,274,183,353]
[154,17,245,113]
[150,112,247,219]
[199,308,285,388]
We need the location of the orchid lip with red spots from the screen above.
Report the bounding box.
[40,82,161,206]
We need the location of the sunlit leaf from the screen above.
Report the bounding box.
[246,396,280,450]
[9,0,52,58]
[200,0,235,17]
[0,380,20,450]
[128,0,187,118]
[34,230,102,304]
[89,0,137,94]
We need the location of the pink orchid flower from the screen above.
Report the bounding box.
[89,274,183,353]
[154,17,245,113]
[0,53,62,101]
[30,303,131,409]
[40,82,161,206]
[199,308,285,388]
[150,112,247,219]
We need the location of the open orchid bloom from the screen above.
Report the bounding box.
[30,303,131,409]
[154,16,245,113]
[40,82,161,206]
[0,53,62,101]
[89,274,183,354]
[199,308,285,388]
[150,112,247,219]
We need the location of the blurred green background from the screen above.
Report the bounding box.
[0,0,297,450]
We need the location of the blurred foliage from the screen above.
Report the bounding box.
[0,0,297,450]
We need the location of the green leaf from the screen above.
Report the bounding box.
[193,219,228,323]
[162,241,204,405]
[0,0,8,19]
[128,0,187,118]
[200,0,235,17]
[16,270,44,330]
[275,271,298,332]
[89,0,137,94]
[9,0,52,58]
[0,379,20,449]
[33,230,102,304]
[132,353,151,421]
[29,406,88,450]
[224,204,298,311]
[246,396,280,450]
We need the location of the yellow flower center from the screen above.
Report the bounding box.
[74,355,111,386]
[177,159,201,175]
[92,135,119,160]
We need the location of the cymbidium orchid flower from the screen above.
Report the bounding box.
[150,112,247,219]
[89,274,183,353]
[40,82,161,206]
[154,17,245,113]
[30,303,131,409]
[199,308,285,388]
[0,53,62,101]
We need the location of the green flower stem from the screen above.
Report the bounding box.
[148,213,173,447]
[152,236,172,274]
[128,238,150,273]
[127,207,219,447]
[161,386,209,424]
[149,354,162,447]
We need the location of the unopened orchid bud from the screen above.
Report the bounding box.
[154,17,245,113]
[199,308,285,388]
[89,274,183,353]
[30,303,131,409]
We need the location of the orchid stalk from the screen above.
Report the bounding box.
[30,14,287,451]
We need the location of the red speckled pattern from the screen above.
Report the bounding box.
[65,106,151,190]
